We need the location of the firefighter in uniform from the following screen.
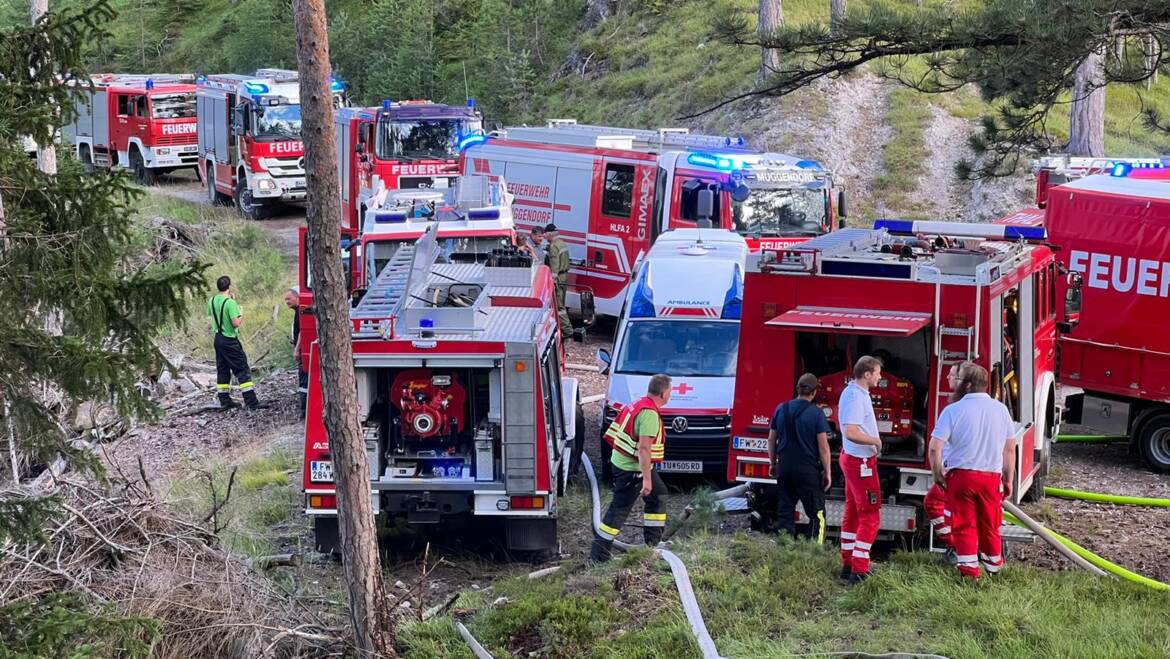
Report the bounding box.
[209,276,260,409]
[929,363,1017,579]
[768,373,832,542]
[544,223,574,340]
[284,286,307,419]
[590,374,672,563]
[837,356,885,583]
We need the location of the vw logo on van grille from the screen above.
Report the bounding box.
[671,416,689,433]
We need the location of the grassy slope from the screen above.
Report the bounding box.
[143,193,296,374]
[403,529,1170,658]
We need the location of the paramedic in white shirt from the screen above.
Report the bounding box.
[837,355,884,583]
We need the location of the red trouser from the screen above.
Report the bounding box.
[839,453,881,574]
[924,483,953,547]
[946,469,1004,579]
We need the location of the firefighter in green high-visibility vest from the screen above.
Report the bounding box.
[208,275,261,410]
[590,374,672,563]
[543,223,575,341]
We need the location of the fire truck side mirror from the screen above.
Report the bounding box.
[355,141,366,155]
[697,189,714,227]
[1058,271,1083,333]
[837,189,849,228]
[596,348,612,375]
[231,105,247,135]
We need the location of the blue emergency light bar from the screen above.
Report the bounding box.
[382,99,393,109]
[458,132,488,151]
[374,210,408,224]
[687,152,745,172]
[467,208,499,220]
[467,98,476,108]
[874,219,1046,241]
[243,81,270,95]
[331,79,345,93]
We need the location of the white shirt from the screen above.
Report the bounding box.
[838,382,879,458]
[931,393,1016,473]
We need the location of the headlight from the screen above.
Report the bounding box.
[257,179,277,191]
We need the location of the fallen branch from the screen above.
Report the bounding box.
[565,363,599,373]
[245,553,302,571]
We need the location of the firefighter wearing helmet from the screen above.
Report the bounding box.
[590,374,672,563]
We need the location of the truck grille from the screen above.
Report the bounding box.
[155,135,195,146]
[662,414,730,464]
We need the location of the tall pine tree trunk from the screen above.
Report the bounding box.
[759,0,784,78]
[29,0,56,175]
[830,0,847,35]
[1069,48,1105,157]
[290,0,396,655]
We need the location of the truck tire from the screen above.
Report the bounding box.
[599,428,613,484]
[313,516,340,557]
[236,180,267,220]
[130,149,156,186]
[206,166,229,206]
[79,145,94,174]
[569,403,585,477]
[1024,388,1055,501]
[1137,413,1170,473]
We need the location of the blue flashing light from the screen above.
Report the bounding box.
[374,211,407,224]
[330,78,345,92]
[458,132,489,152]
[420,318,434,329]
[873,219,915,234]
[195,74,207,84]
[382,99,393,110]
[1003,225,1046,241]
[145,79,154,90]
[468,208,500,221]
[629,273,656,318]
[1112,162,1132,177]
[687,152,744,172]
[243,81,270,96]
[721,267,743,320]
[467,98,476,108]
[796,159,823,170]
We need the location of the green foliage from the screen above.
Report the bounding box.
[872,87,932,214]
[0,594,158,659]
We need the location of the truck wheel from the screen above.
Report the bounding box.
[79,145,94,173]
[206,166,228,206]
[130,149,156,186]
[599,428,613,484]
[1137,413,1170,473]
[236,180,267,220]
[1023,439,1050,501]
[569,403,585,477]
[313,516,340,557]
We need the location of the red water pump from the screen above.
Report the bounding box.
[816,369,915,439]
[390,370,467,439]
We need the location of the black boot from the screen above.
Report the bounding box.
[243,389,261,410]
[218,392,238,409]
[298,392,307,420]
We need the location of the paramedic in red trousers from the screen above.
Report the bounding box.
[837,356,885,583]
[928,363,1017,579]
[768,373,832,543]
[590,374,671,563]
[924,362,970,553]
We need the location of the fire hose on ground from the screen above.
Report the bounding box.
[1055,434,1127,444]
[1042,486,1170,507]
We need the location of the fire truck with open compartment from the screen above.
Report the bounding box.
[67,74,198,184]
[726,221,1071,541]
[336,99,483,230]
[466,120,846,320]
[196,68,346,220]
[295,174,518,376]
[301,224,582,554]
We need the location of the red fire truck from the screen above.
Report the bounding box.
[727,221,1066,538]
[301,224,582,554]
[467,120,845,319]
[196,69,346,220]
[1032,155,1170,208]
[336,100,483,230]
[1013,173,1170,472]
[295,174,518,373]
[67,74,198,184]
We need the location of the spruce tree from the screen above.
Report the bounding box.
[0,0,205,536]
[708,0,1170,176]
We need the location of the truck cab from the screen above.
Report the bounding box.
[597,229,747,479]
[337,100,483,231]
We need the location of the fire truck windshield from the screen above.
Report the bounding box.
[364,234,513,286]
[376,119,479,161]
[253,105,302,141]
[614,320,739,377]
[733,187,827,237]
[150,93,196,119]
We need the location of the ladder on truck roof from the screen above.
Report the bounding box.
[254,68,299,83]
[506,119,752,152]
[351,243,420,336]
[92,73,194,88]
[1035,155,1170,175]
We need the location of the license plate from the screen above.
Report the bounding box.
[658,460,702,473]
[734,436,769,452]
[310,460,333,483]
[877,420,893,433]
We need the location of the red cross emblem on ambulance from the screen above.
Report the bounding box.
[672,383,694,395]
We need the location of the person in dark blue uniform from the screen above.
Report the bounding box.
[768,373,833,542]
